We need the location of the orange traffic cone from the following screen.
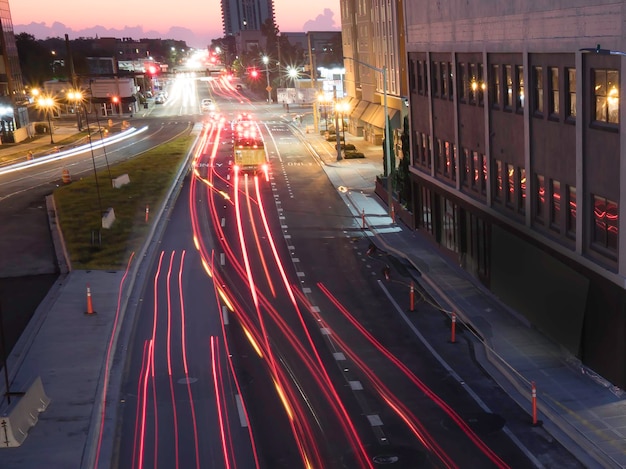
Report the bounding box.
[85,284,96,315]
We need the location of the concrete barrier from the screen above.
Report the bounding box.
[112,173,130,189]
[0,376,50,447]
[101,207,116,229]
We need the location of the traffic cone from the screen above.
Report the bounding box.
[85,284,96,315]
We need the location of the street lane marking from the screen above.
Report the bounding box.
[235,394,247,427]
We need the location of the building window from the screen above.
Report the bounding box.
[550,179,561,231]
[533,66,544,115]
[448,62,454,100]
[443,141,450,177]
[594,69,619,124]
[566,185,576,236]
[458,63,467,102]
[441,62,448,98]
[491,64,501,108]
[409,59,416,92]
[549,67,559,118]
[478,63,485,106]
[421,132,429,166]
[472,151,479,190]
[435,138,443,174]
[432,61,439,97]
[442,198,458,252]
[412,131,419,166]
[469,63,477,105]
[451,144,457,181]
[518,167,526,213]
[462,148,470,186]
[417,61,424,95]
[481,153,487,195]
[506,164,515,207]
[516,65,525,111]
[535,174,545,222]
[421,186,433,233]
[592,195,618,252]
[567,68,576,119]
[493,159,502,202]
[505,65,513,109]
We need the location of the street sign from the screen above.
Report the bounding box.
[266,86,273,92]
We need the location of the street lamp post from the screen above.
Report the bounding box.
[343,56,392,216]
[67,90,83,131]
[37,95,56,144]
[262,56,272,103]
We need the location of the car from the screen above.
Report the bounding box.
[235,84,243,91]
[201,98,215,112]
[155,94,165,104]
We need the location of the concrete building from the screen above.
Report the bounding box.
[340,0,406,144]
[0,0,28,142]
[221,0,275,36]
[404,0,626,388]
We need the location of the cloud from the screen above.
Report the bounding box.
[302,8,340,31]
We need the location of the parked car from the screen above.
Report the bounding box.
[155,94,165,104]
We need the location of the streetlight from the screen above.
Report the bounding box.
[67,89,83,131]
[343,56,393,216]
[287,66,319,133]
[262,55,272,103]
[36,95,56,144]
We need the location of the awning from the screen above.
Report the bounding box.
[90,96,137,104]
[370,106,399,129]
[360,103,380,124]
[351,100,369,119]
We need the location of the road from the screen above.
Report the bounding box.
[1,72,584,468]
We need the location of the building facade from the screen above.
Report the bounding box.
[404,0,626,388]
[221,0,276,36]
[340,0,406,144]
[0,0,28,141]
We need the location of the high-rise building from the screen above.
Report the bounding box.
[404,1,626,388]
[0,0,27,142]
[221,0,276,36]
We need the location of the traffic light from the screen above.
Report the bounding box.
[148,65,158,75]
[250,69,259,79]
[111,96,120,104]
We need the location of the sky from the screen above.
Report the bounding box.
[9,0,341,49]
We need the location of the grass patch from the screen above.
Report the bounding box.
[0,130,92,165]
[54,133,194,270]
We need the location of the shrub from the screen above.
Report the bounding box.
[344,150,365,159]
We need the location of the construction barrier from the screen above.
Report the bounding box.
[0,376,50,447]
[62,169,71,184]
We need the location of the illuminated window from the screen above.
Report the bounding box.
[472,151,479,190]
[594,69,619,124]
[478,63,485,106]
[493,159,502,202]
[481,153,487,195]
[516,65,525,111]
[448,62,454,100]
[441,62,448,98]
[443,141,450,176]
[549,67,559,117]
[550,179,561,231]
[533,66,543,114]
[567,68,576,119]
[535,174,545,222]
[469,63,477,105]
[592,195,618,252]
[506,164,515,206]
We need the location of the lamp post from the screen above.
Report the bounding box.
[336,100,349,145]
[67,89,83,131]
[262,55,272,103]
[343,56,392,216]
[37,95,56,144]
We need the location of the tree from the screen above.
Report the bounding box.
[15,33,53,85]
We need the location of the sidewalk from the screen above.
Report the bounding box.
[292,110,626,468]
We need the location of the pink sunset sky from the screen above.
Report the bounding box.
[10,0,341,48]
